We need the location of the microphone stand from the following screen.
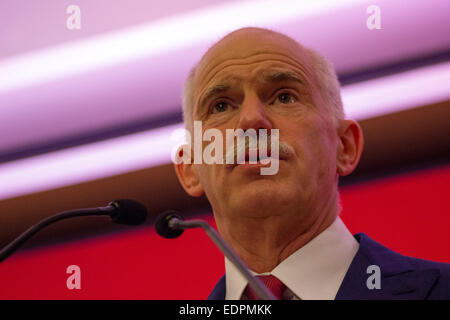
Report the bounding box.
[169,217,277,300]
[0,206,114,263]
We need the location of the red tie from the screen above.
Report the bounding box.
[242,275,286,300]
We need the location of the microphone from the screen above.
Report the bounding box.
[155,211,277,300]
[0,199,147,263]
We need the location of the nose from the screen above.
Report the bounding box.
[236,92,273,133]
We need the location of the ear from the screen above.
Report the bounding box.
[336,120,364,176]
[173,145,204,197]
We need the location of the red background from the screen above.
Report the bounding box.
[1,164,449,299]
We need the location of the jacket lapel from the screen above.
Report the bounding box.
[207,275,226,300]
[335,233,440,300]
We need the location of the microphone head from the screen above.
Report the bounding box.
[108,199,147,225]
[155,210,184,239]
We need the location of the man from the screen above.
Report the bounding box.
[173,27,450,300]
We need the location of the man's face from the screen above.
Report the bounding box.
[188,29,340,224]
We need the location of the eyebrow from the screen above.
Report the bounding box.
[260,71,304,85]
[198,71,304,112]
[200,83,232,110]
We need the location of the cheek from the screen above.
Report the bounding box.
[311,130,338,182]
[290,118,337,178]
[197,164,215,189]
[196,164,225,203]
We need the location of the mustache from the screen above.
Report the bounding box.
[224,137,294,164]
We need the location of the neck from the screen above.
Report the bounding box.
[215,199,338,273]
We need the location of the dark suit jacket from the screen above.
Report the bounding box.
[207,233,450,300]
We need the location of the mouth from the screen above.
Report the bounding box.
[229,148,284,169]
[245,148,270,161]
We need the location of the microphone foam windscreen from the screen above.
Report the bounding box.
[109,199,148,225]
[155,211,184,239]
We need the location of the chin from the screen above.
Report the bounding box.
[230,182,291,215]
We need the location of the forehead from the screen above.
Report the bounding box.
[191,32,316,117]
[195,31,311,85]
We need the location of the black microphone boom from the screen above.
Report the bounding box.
[0,199,147,263]
[155,210,277,300]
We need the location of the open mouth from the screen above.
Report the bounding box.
[245,149,270,162]
[224,142,290,169]
[232,148,282,167]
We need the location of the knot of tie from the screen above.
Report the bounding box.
[242,275,286,300]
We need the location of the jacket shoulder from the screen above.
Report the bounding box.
[353,233,450,299]
[403,254,450,298]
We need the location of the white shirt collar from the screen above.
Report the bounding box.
[224,216,359,300]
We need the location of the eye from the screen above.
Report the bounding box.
[276,92,296,104]
[211,101,229,114]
